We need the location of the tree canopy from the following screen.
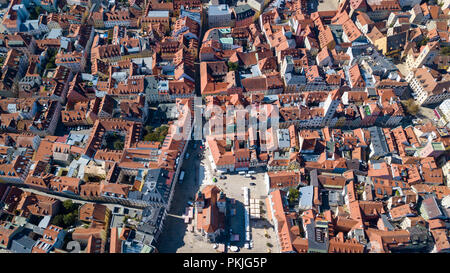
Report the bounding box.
[441,46,450,56]
[113,139,124,150]
[51,200,80,228]
[63,200,76,213]
[288,188,300,204]
[143,125,169,142]
[402,99,420,115]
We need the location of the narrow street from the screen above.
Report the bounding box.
[156,11,209,250]
[156,140,203,252]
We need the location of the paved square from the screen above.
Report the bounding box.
[158,142,279,253]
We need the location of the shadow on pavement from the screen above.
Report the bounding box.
[156,140,203,252]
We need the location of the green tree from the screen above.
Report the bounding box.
[45,48,58,70]
[441,46,450,56]
[63,212,77,227]
[416,37,429,48]
[288,188,300,204]
[402,99,419,115]
[46,62,56,70]
[29,6,42,20]
[157,126,169,142]
[52,215,64,227]
[227,62,239,71]
[113,140,124,150]
[144,125,154,135]
[143,125,169,142]
[63,200,75,213]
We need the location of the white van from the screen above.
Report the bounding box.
[248,171,256,174]
[239,171,246,175]
[179,171,185,183]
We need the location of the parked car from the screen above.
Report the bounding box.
[230,246,239,252]
[250,176,256,180]
[250,182,256,186]
[219,175,227,179]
